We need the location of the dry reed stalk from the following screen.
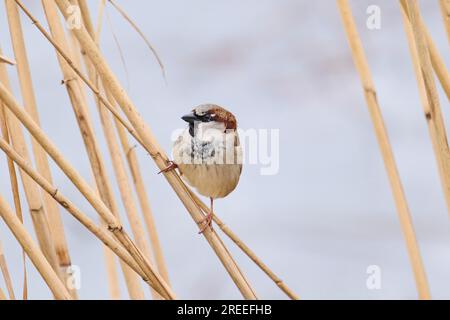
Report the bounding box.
[337,0,430,299]
[41,0,146,300]
[75,1,163,299]
[88,179,120,300]
[69,22,149,304]
[52,0,256,299]
[91,179,121,300]
[0,195,71,300]
[95,0,107,38]
[0,136,161,286]
[0,105,23,224]
[78,0,171,288]
[0,241,15,299]
[0,54,15,66]
[91,0,170,298]
[76,0,95,36]
[0,46,61,280]
[440,0,450,46]
[400,0,450,216]
[98,1,170,284]
[398,1,450,101]
[426,38,450,101]
[84,70,141,301]
[98,85,161,300]
[0,287,6,300]
[0,86,27,299]
[14,1,143,148]
[0,79,174,300]
[114,117,171,284]
[4,1,76,297]
[187,190,299,300]
[102,238,121,299]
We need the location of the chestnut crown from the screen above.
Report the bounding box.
[182,104,237,130]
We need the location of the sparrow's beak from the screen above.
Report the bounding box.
[181,112,199,124]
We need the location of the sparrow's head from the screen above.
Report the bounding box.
[182,104,237,137]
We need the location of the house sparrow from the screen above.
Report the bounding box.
[160,104,242,233]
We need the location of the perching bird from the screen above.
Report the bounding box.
[160,104,243,233]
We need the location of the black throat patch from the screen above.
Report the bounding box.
[189,123,195,137]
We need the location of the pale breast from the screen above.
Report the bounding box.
[173,128,242,199]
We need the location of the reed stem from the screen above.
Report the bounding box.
[0,194,71,300]
[0,241,15,299]
[42,0,146,300]
[5,0,75,297]
[439,0,450,47]
[400,0,450,217]
[82,0,171,294]
[337,0,430,300]
[0,79,174,299]
[0,45,61,282]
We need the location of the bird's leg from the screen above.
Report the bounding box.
[198,197,214,234]
[158,160,178,174]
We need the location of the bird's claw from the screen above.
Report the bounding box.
[158,161,178,174]
[198,213,213,234]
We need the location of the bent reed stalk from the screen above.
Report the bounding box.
[0,137,157,284]
[0,195,71,300]
[0,79,175,299]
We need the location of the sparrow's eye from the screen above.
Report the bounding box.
[200,113,215,122]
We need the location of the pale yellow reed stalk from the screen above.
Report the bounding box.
[69,16,137,301]
[188,190,299,299]
[0,78,174,299]
[399,1,450,101]
[0,287,6,300]
[0,88,27,299]
[53,0,256,299]
[0,195,71,300]
[5,1,75,297]
[91,178,121,300]
[13,2,143,148]
[337,0,430,299]
[98,85,160,299]
[0,241,15,299]
[76,1,163,298]
[79,0,170,289]
[95,0,170,284]
[439,0,450,47]
[0,104,23,225]
[102,240,121,299]
[400,0,450,216]
[41,0,146,300]
[0,136,167,290]
[0,46,61,280]
[0,54,15,66]
[95,0,107,38]
[114,118,171,284]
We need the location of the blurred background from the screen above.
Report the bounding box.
[0,0,449,299]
